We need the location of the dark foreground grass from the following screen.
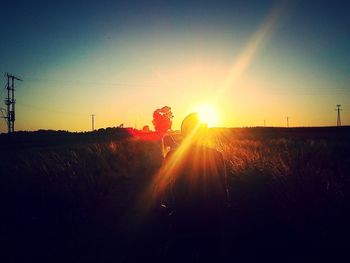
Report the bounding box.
[1,127,350,262]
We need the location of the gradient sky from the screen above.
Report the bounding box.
[0,0,349,132]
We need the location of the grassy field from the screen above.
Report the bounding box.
[1,127,350,262]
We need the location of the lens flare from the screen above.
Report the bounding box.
[195,104,219,127]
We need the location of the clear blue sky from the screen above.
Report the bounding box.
[0,0,349,131]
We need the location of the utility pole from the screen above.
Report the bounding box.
[91,114,95,131]
[336,104,342,127]
[4,73,22,133]
[287,116,289,128]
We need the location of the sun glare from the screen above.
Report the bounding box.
[195,104,220,127]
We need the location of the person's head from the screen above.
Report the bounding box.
[181,113,200,137]
[181,113,207,142]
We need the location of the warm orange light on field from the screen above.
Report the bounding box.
[194,104,220,127]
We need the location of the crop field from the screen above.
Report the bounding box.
[1,127,350,262]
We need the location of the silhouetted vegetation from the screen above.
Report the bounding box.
[1,127,350,262]
[152,106,174,133]
[0,127,131,149]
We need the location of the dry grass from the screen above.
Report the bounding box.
[1,128,350,261]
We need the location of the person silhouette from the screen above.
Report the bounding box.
[157,112,229,262]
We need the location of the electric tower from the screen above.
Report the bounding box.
[91,114,95,131]
[336,104,342,127]
[4,73,22,133]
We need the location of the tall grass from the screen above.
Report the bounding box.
[212,129,350,258]
[1,128,350,261]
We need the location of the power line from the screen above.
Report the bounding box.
[22,77,350,96]
[16,102,86,116]
[22,77,162,89]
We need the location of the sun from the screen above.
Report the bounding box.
[194,104,220,127]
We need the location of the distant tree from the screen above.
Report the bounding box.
[142,125,150,132]
[152,106,174,133]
